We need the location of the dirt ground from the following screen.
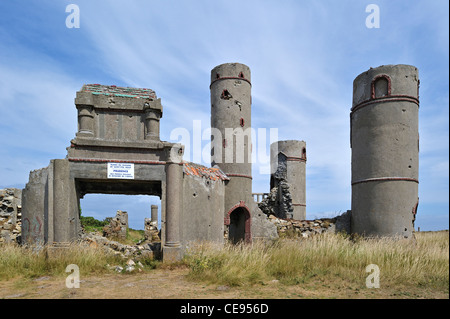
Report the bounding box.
[0,267,447,300]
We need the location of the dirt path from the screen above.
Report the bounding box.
[1,267,447,300]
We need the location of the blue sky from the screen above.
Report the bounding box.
[0,0,448,231]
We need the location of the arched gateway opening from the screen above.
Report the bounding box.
[226,203,251,244]
[229,207,248,244]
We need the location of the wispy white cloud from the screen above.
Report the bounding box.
[0,60,79,186]
[0,0,447,229]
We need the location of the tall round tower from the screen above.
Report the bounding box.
[351,64,419,238]
[270,140,307,220]
[210,63,252,243]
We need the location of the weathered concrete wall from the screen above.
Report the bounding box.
[21,165,51,245]
[21,159,80,245]
[351,64,419,238]
[250,201,279,241]
[53,159,80,243]
[21,159,166,246]
[67,84,177,163]
[73,84,162,141]
[181,167,225,249]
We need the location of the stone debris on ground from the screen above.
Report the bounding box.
[0,188,22,243]
[144,218,161,242]
[267,210,351,238]
[0,187,350,260]
[81,231,161,261]
[102,210,128,239]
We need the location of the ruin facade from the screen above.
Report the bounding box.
[18,62,420,261]
[20,63,278,261]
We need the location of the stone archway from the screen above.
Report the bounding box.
[224,201,251,244]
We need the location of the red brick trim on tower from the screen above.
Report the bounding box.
[352,177,419,185]
[351,95,420,113]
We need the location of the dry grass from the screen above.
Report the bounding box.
[0,242,124,280]
[184,231,449,290]
[0,231,448,298]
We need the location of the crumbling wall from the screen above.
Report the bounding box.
[268,210,352,238]
[250,201,279,241]
[21,166,50,245]
[259,154,293,219]
[144,217,160,242]
[21,159,80,246]
[181,164,225,248]
[0,188,22,243]
[103,210,128,239]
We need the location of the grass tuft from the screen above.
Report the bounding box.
[0,242,124,280]
[184,232,449,290]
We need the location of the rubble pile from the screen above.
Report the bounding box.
[0,188,22,243]
[268,210,351,238]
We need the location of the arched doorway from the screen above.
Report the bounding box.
[225,201,251,244]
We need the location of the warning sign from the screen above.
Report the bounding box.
[107,163,134,179]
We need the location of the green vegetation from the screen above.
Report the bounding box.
[79,215,111,232]
[80,214,146,244]
[125,228,146,244]
[107,228,146,246]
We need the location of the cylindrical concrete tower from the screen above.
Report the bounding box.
[151,204,158,227]
[211,63,252,243]
[351,64,419,238]
[270,140,307,220]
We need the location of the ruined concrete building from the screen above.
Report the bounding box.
[19,62,420,261]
